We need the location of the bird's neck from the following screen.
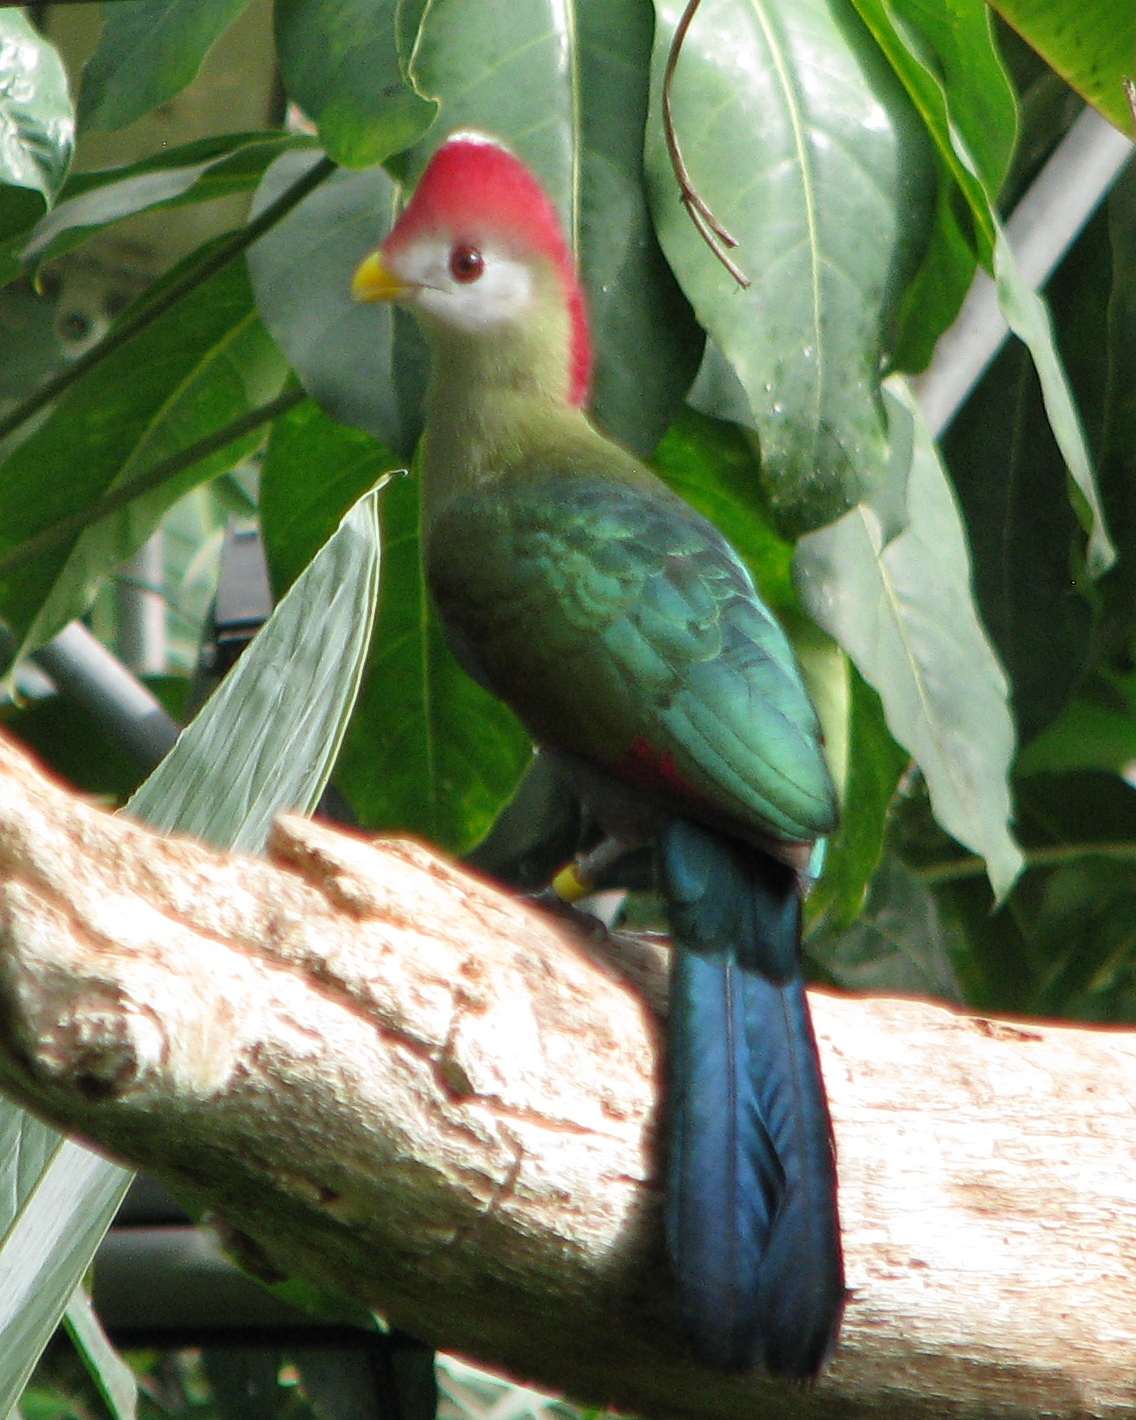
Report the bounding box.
[419,302,582,523]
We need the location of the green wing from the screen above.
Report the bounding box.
[428,473,836,844]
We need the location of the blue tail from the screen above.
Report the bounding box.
[659,819,844,1377]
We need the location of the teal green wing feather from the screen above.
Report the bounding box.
[428,474,836,844]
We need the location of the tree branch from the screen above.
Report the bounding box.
[0,729,1132,1418]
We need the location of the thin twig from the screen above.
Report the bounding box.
[0,156,336,446]
[0,386,305,582]
[1125,77,1136,137]
[919,841,1136,887]
[661,0,751,288]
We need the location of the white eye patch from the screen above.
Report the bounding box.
[393,236,534,333]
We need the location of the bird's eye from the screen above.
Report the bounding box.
[449,244,484,283]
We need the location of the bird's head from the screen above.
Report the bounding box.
[353,132,592,408]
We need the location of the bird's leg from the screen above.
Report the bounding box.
[530,835,642,936]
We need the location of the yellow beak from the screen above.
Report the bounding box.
[351,251,410,303]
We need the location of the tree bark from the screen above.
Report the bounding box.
[0,729,1132,1419]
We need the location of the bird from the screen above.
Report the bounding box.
[352,130,844,1378]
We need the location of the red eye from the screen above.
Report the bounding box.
[449,244,484,283]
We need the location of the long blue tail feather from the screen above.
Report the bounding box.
[660,820,844,1377]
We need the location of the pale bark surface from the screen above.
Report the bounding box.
[0,730,1132,1419]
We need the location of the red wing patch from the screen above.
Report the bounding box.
[614,736,698,799]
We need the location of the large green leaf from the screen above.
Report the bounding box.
[795,378,1023,899]
[992,0,1136,134]
[644,0,937,535]
[0,252,287,663]
[79,0,254,133]
[260,395,401,597]
[23,133,317,270]
[853,0,1115,576]
[129,487,383,848]
[274,0,438,168]
[0,488,383,1411]
[247,153,408,450]
[0,11,73,205]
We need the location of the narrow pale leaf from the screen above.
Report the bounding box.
[64,1288,138,1420]
[795,378,1023,899]
[994,231,1115,576]
[0,488,382,1415]
[24,133,316,268]
[128,486,383,850]
[79,0,254,133]
[0,1136,130,1420]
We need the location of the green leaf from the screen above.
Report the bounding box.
[992,0,1136,134]
[795,377,1023,900]
[0,1128,131,1420]
[247,153,410,451]
[0,251,287,662]
[644,0,937,534]
[274,0,438,168]
[808,852,961,1000]
[808,670,909,928]
[260,395,401,597]
[994,232,1115,577]
[0,11,73,205]
[64,1288,137,1420]
[79,0,254,133]
[335,469,532,852]
[884,0,1018,198]
[1017,676,1136,777]
[851,0,1115,576]
[24,132,318,269]
[129,485,383,850]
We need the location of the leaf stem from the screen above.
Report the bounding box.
[0,386,306,582]
[662,0,750,288]
[0,155,336,445]
[921,841,1136,886]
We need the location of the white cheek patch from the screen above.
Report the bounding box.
[393,238,535,333]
